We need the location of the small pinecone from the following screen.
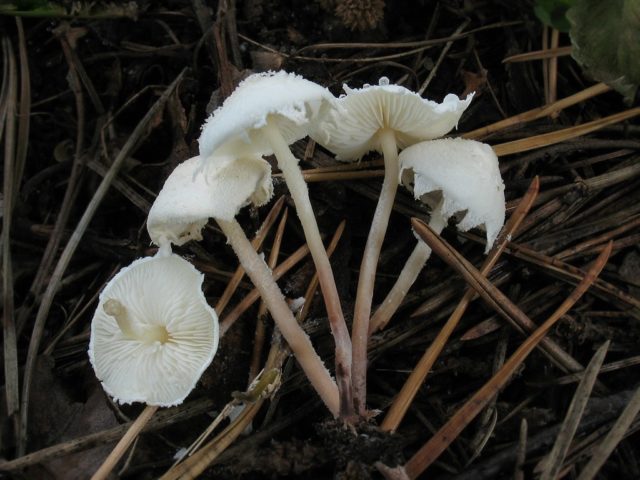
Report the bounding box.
[335,0,385,31]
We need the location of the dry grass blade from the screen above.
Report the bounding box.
[502,45,573,63]
[379,177,540,433]
[389,239,613,479]
[546,28,560,107]
[219,242,310,336]
[215,196,285,314]
[13,18,30,201]
[537,341,610,480]
[1,35,20,418]
[515,418,528,480]
[492,107,640,157]
[463,83,610,140]
[18,68,187,456]
[91,405,159,480]
[576,385,640,480]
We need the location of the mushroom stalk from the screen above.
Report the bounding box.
[262,118,353,418]
[351,127,399,414]
[103,299,169,344]
[216,217,340,417]
[370,211,447,333]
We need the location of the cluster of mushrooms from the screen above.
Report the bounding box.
[89,71,506,425]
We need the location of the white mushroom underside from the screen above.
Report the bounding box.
[319,82,473,160]
[147,155,273,247]
[89,254,219,407]
[399,138,506,251]
[199,70,336,158]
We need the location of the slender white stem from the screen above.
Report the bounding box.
[370,213,446,333]
[103,299,169,344]
[262,119,353,417]
[351,128,399,415]
[217,218,340,417]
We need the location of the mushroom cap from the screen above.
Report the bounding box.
[316,78,473,161]
[147,154,273,247]
[89,254,219,407]
[199,70,336,159]
[399,138,505,251]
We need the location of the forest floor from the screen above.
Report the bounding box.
[1,0,640,478]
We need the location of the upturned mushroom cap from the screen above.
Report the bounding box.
[147,154,273,247]
[89,253,219,407]
[399,138,505,251]
[316,77,473,160]
[199,70,337,159]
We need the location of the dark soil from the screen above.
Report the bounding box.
[1,0,639,479]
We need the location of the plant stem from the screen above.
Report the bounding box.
[217,218,340,417]
[262,119,353,418]
[370,213,446,334]
[351,128,399,415]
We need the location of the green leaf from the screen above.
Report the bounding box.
[534,0,576,32]
[568,0,640,103]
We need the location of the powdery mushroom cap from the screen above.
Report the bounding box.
[147,154,272,247]
[399,138,505,251]
[316,77,473,160]
[89,254,219,407]
[199,70,337,159]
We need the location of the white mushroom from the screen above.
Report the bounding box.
[317,77,472,413]
[199,70,352,417]
[147,154,272,249]
[147,154,340,417]
[370,138,506,332]
[89,253,219,407]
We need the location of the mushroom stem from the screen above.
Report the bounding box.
[103,299,138,338]
[351,127,399,415]
[262,118,353,418]
[216,217,340,417]
[103,299,169,344]
[370,212,447,334]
